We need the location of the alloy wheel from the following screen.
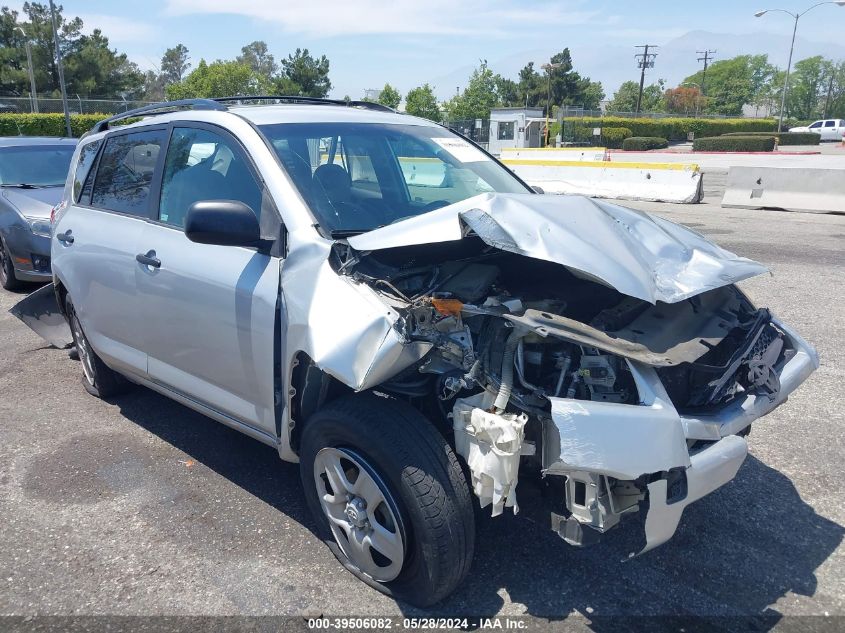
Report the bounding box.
[70,313,96,386]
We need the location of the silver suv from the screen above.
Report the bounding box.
[50,97,818,606]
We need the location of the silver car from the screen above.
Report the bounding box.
[48,97,818,606]
[0,137,76,290]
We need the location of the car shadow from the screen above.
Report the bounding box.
[110,387,843,629]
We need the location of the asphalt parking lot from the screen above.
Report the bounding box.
[1,198,843,628]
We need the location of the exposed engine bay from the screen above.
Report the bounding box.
[332,232,805,552]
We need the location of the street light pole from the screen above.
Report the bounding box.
[15,26,38,113]
[755,1,845,132]
[48,0,72,137]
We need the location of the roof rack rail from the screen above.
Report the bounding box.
[90,98,227,134]
[89,95,397,135]
[210,95,395,113]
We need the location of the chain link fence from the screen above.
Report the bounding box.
[0,96,156,115]
[442,118,490,149]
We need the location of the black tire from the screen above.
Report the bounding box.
[0,238,23,291]
[65,296,129,399]
[300,394,475,607]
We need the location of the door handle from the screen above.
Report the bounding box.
[56,230,74,244]
[136,250,161,268]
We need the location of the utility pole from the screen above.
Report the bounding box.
[48,0,72,137]
[696,49,716,96]
[823,73,834,118]
[634,45,657,115]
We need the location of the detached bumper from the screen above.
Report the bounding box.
[638,434,747,555]
[544,315,817,552]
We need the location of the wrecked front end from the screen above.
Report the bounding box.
[322,194,818,555]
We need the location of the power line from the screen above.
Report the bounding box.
[634,45,658,115]
[696,50,716,96]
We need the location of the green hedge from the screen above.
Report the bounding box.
[0,113,106,137]
[602,127,632,149]
[722,131,820,146]
[693,136,776,152]
[549,123,631,148]
[622,136,669,151]
[562,116,777,141]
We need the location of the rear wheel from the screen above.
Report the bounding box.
[66,296,129,398]
[300,394,475,607]
[0,238,23,291]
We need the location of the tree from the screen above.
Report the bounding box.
[237,41,276,80]
[443,61,499,121]
[786,56,829,120]
[683,55,777,116]
[607,79,665,113]
[823,60,845,118]
[494,75,520,106]
[0,3,144,99]
[664,86,702,115]
[64,29,143,98]
[161,44,190,85]
[276,48,331,97]
[581,80,605,110]
[405,83,441,122]
[142,70,166,101]
[378,83,401,109]
[166,59,271,100]
[516,50,603,113]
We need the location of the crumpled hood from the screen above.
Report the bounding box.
[347,193,768,304]
[2,186,62,220]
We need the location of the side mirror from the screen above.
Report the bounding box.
[531,185,545,194]
[184,200,260,247]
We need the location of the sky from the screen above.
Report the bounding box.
[13,0,845,100]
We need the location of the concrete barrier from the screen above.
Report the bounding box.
[502,159,703,203]
[721,166,845,214]
[501,147,609,162]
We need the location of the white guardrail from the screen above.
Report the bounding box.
[721,166,845,214]
[501,157,703,204]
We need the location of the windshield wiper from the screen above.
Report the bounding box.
[1,183,49,189]
[330,227,384,239]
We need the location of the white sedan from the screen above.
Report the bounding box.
[789,118,845,141]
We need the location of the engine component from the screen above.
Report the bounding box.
[577,353,630,403]
[452,391,528,516]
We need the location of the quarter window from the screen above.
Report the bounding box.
[73,139,101,203]
[158,127,263,228]
[91,130,166,216]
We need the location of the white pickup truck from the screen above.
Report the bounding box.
[789,118,845,141]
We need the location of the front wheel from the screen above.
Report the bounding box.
[300,394,475,607]
[0,238,23,291]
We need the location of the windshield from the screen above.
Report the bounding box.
[0,145,75,187]
[258,122,530,235]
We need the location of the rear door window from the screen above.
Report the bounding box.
[91,129,166,216]
[824,120,835,127]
